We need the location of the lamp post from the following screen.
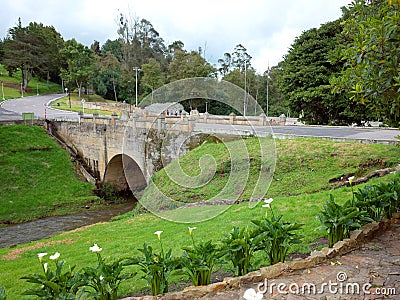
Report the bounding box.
[81,98,86,115]
[20,83,24,98]
[205,102,208,113]
[266,65,271,118]
[266,73,269,118]
[243,60,247,116]
[134,67,140,107]
[1,80,4,100]
[65,88,71,108]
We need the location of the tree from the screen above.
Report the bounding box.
[167,49,216,82]
[258,66,286,117]
[231,44,252,72]
[91,40,102,57]
[3,19,64,91]
[60,39,95,99]
[278,20,347,124]
[101,39,124,62]
[0,38,5,63]
[92,51,121,101]
[217,53,232,77]
[141,58,165,101]
[330,0,400,126]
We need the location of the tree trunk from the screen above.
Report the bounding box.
[76,80,82,100]
[112,75,118,102]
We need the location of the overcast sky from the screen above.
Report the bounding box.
[1,0,350,73]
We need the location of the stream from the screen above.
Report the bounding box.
[0,202,136,248]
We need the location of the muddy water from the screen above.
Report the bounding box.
[0,202,136,248]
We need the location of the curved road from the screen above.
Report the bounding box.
[0,94,78,120]
[1,94,399,143]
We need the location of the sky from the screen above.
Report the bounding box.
[1,0,351,73]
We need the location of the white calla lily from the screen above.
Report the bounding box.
[49,252,60,260]
[89,244,102,253]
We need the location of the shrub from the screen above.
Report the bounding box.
[252,199,303,264]
[181,227,223,286]
[221,226,256,276]
[21,252,83,299]
[130,231,179,295]
[317,195,370,247]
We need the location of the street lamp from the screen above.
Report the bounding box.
[266,65,271,118]
[205,101,208,113]
[243,60,247,116]
[134,67,140,107]
[81,98,86,114]
[65,88,71,108]
[1,80,4,100]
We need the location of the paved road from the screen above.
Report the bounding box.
[195,123,400,143]
[0,94,78,120]
[1,95,399,144]
[0,106,21,120]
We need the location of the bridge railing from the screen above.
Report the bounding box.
[55,110,300,131]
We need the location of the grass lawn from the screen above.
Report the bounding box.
[0,65,62,101]
[0,136,399,299]
[142,137,400,211]
[0,125,100,224]
[51,94,118,116]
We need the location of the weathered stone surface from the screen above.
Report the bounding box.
[259,262,289,279]
[289,257,316,270]
[361,222,380,238]
[350,229,363,241]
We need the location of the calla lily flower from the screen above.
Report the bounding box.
[37,252,47,261]
[264,198,273,204]
[49,252,60,260]
[243,288,264,300]
[348,176,355,184]
[154,230,163,240]
[43,263,48,273]
[89,244,102,253]
[188,227,197,235]
[99,275,104,281]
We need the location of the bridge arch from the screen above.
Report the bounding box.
[103,154,146,193]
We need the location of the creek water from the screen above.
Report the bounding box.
[0,202,136,248]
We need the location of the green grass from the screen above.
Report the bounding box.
[0,137,398,299]
[0,65,62,101]
[0,125,100,224]
[51,94,118,116]
[142,138,400,211]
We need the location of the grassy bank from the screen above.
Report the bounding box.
[0,125,100,224]
[0,137,398,299]
[0,65,62,101]
[51,94,118,116]
[142,137,400,210]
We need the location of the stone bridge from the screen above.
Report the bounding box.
[48,111,270,194]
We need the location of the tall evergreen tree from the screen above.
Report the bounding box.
[3,19,64,91]
[278,19,347,124]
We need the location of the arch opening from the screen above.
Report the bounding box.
[103,154,147,198]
